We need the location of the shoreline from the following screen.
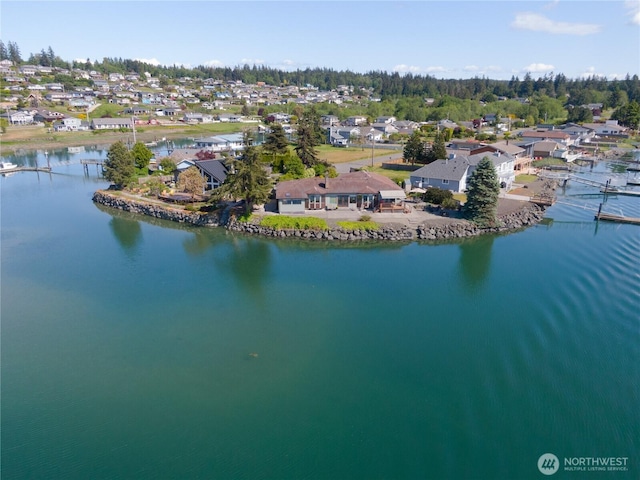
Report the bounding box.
[92,190,547,242]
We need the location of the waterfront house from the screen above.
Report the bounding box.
[2,111,34,125]
[520,130,572,147]
[410,152,515,192]
[194,159,228,191]
[91,118,133,130]
[582,120,628,137]
[275,171,406,214]
[194,133,244,152]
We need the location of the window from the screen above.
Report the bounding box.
[442,179,449,184]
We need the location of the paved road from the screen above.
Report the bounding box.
[333,151,404,173]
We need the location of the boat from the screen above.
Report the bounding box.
[0,161,18,172]
[68,146,85,153]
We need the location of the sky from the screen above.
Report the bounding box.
[1,0,639,80]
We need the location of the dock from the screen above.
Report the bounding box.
[3,166,52,173]
[601,187,640,197]
[595,212,640,224]
[595,204,640,225]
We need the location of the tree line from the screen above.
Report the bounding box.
[2,40,639,104]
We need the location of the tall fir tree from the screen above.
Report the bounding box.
[462,157,500,227]
[104,141,135,189]
[262,123,289,156]
[213,130,272,215]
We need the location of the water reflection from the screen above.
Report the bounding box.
[458,235,495,292]
[216,237,272,300]
[182,229,223,256]
[108,215,142,255]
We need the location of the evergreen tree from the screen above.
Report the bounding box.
[424,132,447,163]
[213,131,272,215]
[612,100,640,130]
[262,123,289,156]
[104,141,135,189]
[7,41,21,64]
[403,130,425,164]
[0,41,7,61]
[463,157,500,227]
[294,110,320,167]
[131,142,153,173]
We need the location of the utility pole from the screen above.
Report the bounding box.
[371,134,374,167]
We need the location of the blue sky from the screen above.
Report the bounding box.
[1,1,639,80]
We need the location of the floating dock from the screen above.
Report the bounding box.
[3,166,52,173]
[595,212,640,224]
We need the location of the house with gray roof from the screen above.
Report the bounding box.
[194,159,228,191]
[410,157,471,193]
[91,118,133,130]
[410,152,515,192]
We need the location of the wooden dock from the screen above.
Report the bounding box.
[601,188,640,197]
[595,212,640,224]
[3,166,52,173]
[595,204,640,224]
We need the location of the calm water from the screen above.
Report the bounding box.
[1,149,639,479]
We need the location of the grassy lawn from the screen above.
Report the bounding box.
[453,193,467,203]
[532,157,566,167]
[362,166,410,185]
[515,174,538,183]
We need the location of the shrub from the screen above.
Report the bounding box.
[359,214,371,222]
[441,197,460,210]
[423,187,453,205]
[337,220,379,231]
[260,216,328,230]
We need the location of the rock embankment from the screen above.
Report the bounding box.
[228,203,546,242]
[93,190,546,242]
[416,204,545,240]
[92,191,222,227]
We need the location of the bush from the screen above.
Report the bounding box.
[423,187,453,205]
[359,214,371,222]
[337,220,379,231]
[441,197,460,210]
[260,216,328,230]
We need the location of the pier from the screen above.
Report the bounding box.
[80,159,104,175]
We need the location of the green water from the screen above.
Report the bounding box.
[1,154,638,479]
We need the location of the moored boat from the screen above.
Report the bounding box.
[0,161,18,172]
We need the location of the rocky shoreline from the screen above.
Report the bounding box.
[93,190,546,242]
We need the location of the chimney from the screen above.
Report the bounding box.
[324,173,329,188]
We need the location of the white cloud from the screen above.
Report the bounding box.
[543,0,560,11]
[134,57,161,66]
[625,0,640,25]
[240,58,265,65]
[392,65,449,76]
[203,59,224,67]
[579,66,608,79]
[282,59,295,66]
[464,65,502,74]
[393,64,421,73]
[511,12,601,35]
[75,58,91,64]
[523,63,555,73]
